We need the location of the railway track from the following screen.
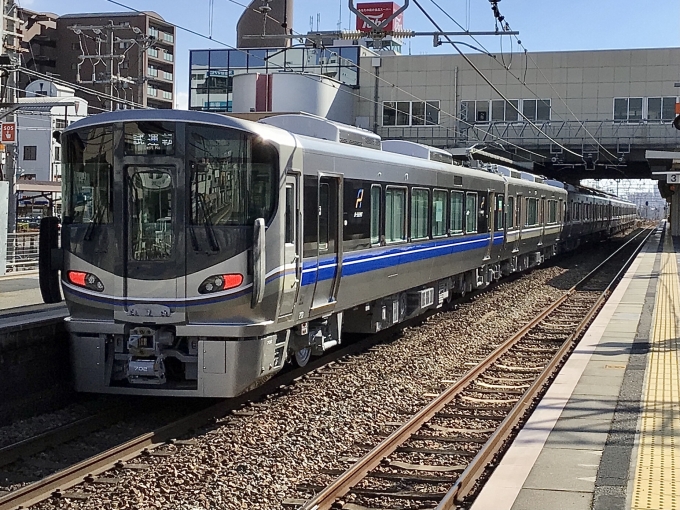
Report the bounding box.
[292,227,654,510]
[0,229,649,510]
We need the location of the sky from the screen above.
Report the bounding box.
[19,0,680,109]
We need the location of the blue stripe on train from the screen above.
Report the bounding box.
[301,233,504,286]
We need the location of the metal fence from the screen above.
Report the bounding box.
[5,232,39,273]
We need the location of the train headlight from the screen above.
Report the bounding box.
[67,271,105,292]
[198,273,243,294]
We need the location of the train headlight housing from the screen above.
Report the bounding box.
[198,273,243,294]
[67,271,104,292]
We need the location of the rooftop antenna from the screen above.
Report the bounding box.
[337,0,342,31]
[316,12,320,31]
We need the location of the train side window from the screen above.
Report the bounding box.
[495,195,505,231]
[507,196,514,229]
[450,191,464,234]
[465,192,477,233]
[385,186,406,243]
[411,188,430,240]
[432,189,447,237]
[526,197,539,226]
[548,200,557,224]
[370,185,381,245]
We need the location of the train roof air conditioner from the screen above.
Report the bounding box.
[260,113,382,150]
[381,140,455,165]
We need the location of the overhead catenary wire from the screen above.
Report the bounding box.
[428,0,619,166]
[412,0,583,159]
[481,0,620,165]
[106,0,549,163]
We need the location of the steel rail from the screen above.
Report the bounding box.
[0,406,128,469]
[299,227,654,510]
[438,225,656,507]
[0,294,463,510]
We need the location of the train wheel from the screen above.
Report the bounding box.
[294,347,311,367]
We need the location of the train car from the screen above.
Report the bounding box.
[39,110,631,398]
[548,183,637,249]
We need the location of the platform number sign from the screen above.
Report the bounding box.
[1,122,16,144]
[668,173,680,184]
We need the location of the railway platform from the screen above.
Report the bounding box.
[472,222,678,510]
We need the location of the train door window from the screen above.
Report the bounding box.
[432,189,447,237]
[450,191,464,234]
[495,195,505,231]
[318,182,330,251]
[411,188,429,240]
[526,198,538,226]
[370,185,381,245]
[385,186,406,243]
[303,176,318,258]
[516,195,523,227]
[548,200,557,224]
[465,192,477,233]
[507,196,514,229]
[285,183,295,244]
[128,168,174,261]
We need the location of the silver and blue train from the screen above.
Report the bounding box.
[39,110,637,397]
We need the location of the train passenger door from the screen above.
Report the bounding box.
[115,165,185,324]
[514,194,523,253]
[485,191,494,261]
[310,174,343,316]
[278,174,301,320]
[539,197,546,246]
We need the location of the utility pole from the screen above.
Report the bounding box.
[69,21,153,111]
[1,0,21,234]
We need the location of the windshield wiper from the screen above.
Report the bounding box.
[197,194,219,252]
[84,205,104,241]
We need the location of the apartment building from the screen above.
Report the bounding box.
[19,9,175,111]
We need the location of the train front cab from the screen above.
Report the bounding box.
[51,115,302,397]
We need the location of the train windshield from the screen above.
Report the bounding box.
[187,124,277,226]
[62,126,114,224]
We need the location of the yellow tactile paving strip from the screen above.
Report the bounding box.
[631,233,680,510]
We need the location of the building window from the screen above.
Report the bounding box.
[647,97,676,122]
[54,119,67,129]
[383,101,440,126]
[149,27,159,38]
[163,33,174,43]
[163,52,174,62]
[147,86,157,97]
[148,48,159,58]
[522,99,551,121]
[614,97,643,122]
[148,66,158,77]
[54,146,61,161]
[491,99,520,122]
[23,146,37,161]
